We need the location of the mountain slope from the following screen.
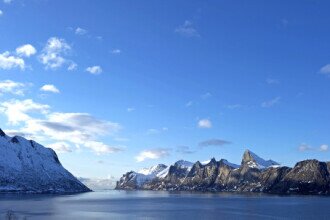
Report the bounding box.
[0,129,90,193]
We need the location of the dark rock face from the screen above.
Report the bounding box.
[0,129,5,137]
[269,160,330,194]
[116,150,330,195]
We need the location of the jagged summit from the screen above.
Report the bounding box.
[0,128,90,193]
[242,149,279,169]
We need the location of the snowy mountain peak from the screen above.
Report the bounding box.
[138,164,167,175]
[242,149,279,169]
[174,160,194,169]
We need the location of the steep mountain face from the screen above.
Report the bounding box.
[270,160,330,194]
[116,150,330,195]
[242,150,279,169]
[0,129,90,193]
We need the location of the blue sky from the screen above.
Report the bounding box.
[0,0,330,179]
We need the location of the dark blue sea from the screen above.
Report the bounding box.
[0,190,330,219]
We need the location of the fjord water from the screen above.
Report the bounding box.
[0,191,330,219]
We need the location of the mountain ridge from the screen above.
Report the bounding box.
[116,150,330,195]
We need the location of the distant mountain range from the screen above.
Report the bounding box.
[116,150,330,195]
[0,128,90,193]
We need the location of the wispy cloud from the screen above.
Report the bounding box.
[226,104,242,110]
[198,119,212,128]
[0,98,123,155]
[0,99,50,125]
[39,37,72,70]
[40,84,60,93]
[198,139,231,147]
[0,51,25,70]
[175,20,200,37]
[176,146,195,154]
[0,80,30,96]
[86,65,102,75]
[201,92,212,99]
[111,49,121,54]
[3,0,13,4]
[185,101,193,107]
[298,143,328,152]
[48,142,72,153]
[320,64,330,77]
[75,27,88,35]
[135,148,171,162]
[146,127,168,135]
[266,78,280,85]
[127,107,135,112]
[0,10,3,16]
[261,96,281,108]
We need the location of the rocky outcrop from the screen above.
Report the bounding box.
[116,150,330,195]
[0,129,90,193]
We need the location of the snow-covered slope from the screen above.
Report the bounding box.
[119,164,167,187]
[157,160,193,178]
[0,129,90,193]
[242,150,279,169]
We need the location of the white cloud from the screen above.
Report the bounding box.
[198,119,212,128]
[86,66,102,75]
[0,98,123,155]
[0,80,29,96]
[266,78,280,84]
[16,44,37,57]
[39,37,72,69]
[261,96,281,108]
[298,143,328,152]
[48,142,72,153]
[40,84,60,93]
[0,10,3,16]
[298,143,312,152]
[75,27,87,35]
[320,64,330,76]
[127,107,135,112]
[0,99,50,125]
[67,62,77,71]
[146,128,160,135]
[111,49,121,54]
[175,20,199,37]
[319,144,329,152]
[201,92,212,99]
[84,141,122,155]
[135,148,170,162]
[227,104,242,109]
[3,0,12,3]
[185,101,193,107]
[0,51,25,70]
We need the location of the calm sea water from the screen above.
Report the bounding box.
[0,190,329,219]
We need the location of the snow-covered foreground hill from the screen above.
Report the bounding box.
[0,128,90,193]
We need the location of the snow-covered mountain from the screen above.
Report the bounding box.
[116,164,167,188]
[0,128,90,193]
[116,149,330,195]
[242,150,280,169]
